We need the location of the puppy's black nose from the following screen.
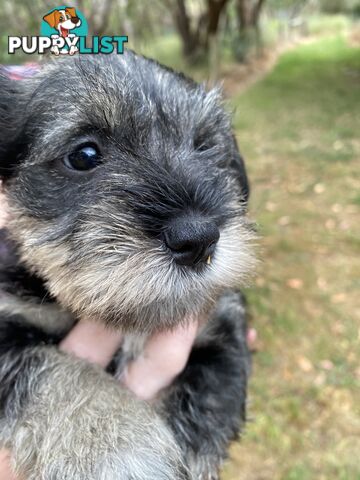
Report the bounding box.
[164,218,220,266]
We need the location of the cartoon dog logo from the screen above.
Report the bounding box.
[43,7,82,55]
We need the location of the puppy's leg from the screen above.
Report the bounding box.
[0,314,188,480]
[161,291,251,479]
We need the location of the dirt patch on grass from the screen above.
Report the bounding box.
[222,49,280,97]
[348,24,360,47]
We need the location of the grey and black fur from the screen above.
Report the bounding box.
[0,52,255,479]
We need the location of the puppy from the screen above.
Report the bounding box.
[0,52,255,479]
[43,7,81,38]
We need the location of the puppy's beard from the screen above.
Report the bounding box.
[7,207,255,334]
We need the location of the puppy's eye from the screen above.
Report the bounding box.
[195,142,211,152]
[63,144,102,171]
[194,136,212,152]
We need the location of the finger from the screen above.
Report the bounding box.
[0,449,17,480]
[122,318,199,401]
[60,318,124,368]
[247,327,257,347]
[0,190,9,228]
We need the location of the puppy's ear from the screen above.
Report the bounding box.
[65,7,77,18]
[230,136,250,203]
[0,74,25,180]
[43,10,59,28]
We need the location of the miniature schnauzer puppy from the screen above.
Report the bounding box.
[0,52,255,479]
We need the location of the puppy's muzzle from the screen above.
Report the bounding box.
[164,216,219,266]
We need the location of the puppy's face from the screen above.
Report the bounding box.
[43,8,81,36]
[0,53,255,333]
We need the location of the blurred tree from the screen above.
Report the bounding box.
[235,0,266,60]
[76,0,115,36]
[207,0,230,45]
[123,1,159,42]
[319,0,360,13]
[167,0,202,57]
[207,0,230,81]
[161,0,204,58]
[237,0,265,30]
[162,0,229,61]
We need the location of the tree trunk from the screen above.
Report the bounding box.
[207,0,229,82]
[207,0,229,38]
[236,0,266,30]
[172,0,199,58]
[208,31,220,84]
[236,0,249,32]
[250,0,266,27]
[236,0,266,61]
[165,0,230,62]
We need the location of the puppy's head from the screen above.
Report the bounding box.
[43,8,81,34]
[0,53,255,333]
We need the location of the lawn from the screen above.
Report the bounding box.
[221,35,360,480]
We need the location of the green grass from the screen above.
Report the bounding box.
[220,35,360,480]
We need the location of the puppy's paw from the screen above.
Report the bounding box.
[9,351,188,479]
[69,46,78,55]
[50,46,60,56]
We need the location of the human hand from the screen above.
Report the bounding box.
[59,316,199,401]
